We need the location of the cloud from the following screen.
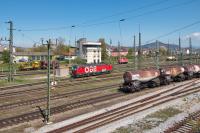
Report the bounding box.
[186,32,200,40]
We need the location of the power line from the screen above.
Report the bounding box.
[17,0,197,31]
[123,0,198,21]
[79,0,170,25]
[19,26,70,32]
[146,20,200,43]
[79,0,198,28]
[17,0,168,32]
[17,30,42,44]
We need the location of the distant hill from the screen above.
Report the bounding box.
[107,41,179,50]
[141,41,179,50]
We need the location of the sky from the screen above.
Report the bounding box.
[0,0,200,48]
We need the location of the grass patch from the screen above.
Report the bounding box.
[146,107,182,121]
[138,107,182,130]
[113,107,182,133]
[0,63,19,71]
[0,76,44,87]
[0,78,28,86]
[188,119,200,132]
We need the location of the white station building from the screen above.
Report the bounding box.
[77,38,101,64]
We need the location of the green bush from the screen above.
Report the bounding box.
[71,57,87,64]
[1,50,10,63]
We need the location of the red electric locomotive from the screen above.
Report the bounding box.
[71,64,113,78]
[118,57,128,64]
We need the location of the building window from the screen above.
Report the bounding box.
[37,56,40,60]
[32,56,35,61]
[41,56,44,60]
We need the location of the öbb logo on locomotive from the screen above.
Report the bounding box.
[84,66,97,73]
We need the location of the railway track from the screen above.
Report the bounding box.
[0,84,120,110]
[0,76,121,98]
[0,92,125,129]
[46,79,200,133]
[164,110,200,133]
[0,70,124,91]
[0,71,49,78]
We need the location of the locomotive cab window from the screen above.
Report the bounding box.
[71,66,77,70]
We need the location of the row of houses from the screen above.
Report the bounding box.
[0,38,130,64]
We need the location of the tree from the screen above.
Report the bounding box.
[57,37,66,45]
[159,46,167,56]
[1,50,10,63]
[126,48,133,59]
[15,47,25,52]
[31,44,47,52]
[53,37,70,55]
[99,38,108,61]
[71,57,86,64]
[54,44,69,55]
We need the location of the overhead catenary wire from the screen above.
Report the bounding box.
[79,0,198,28]
[17,0,169,32]
[17,30,42,44]
[17,0,198,32]
[9,0,199,47]
[79,0,171,25]
[145,20,200,43]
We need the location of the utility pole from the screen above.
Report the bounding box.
[42,39,51,124]
[133,35,137,70]
[189,37,192,64]
[138,29,141,69]
[6,21,14,82]
[178,36,183,66]
[55,38,58,46]
[167,40,170,56]
[109,38,112,64]
[118,41,121,61]
[47,39,51,123]
[156,40,159,69]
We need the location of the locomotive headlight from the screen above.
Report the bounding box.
[181,68,185,72]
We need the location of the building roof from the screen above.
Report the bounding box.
[14,52,54,56]
[0,46,4,53]
[83,42,101,46]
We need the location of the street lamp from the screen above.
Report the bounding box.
[69,25,75,45]
[69,25,75,65]
[118,19,125,60]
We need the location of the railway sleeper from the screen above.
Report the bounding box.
[181,126,191,130]
[177,129,188,133]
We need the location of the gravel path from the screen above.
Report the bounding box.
[108,92,200,133]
